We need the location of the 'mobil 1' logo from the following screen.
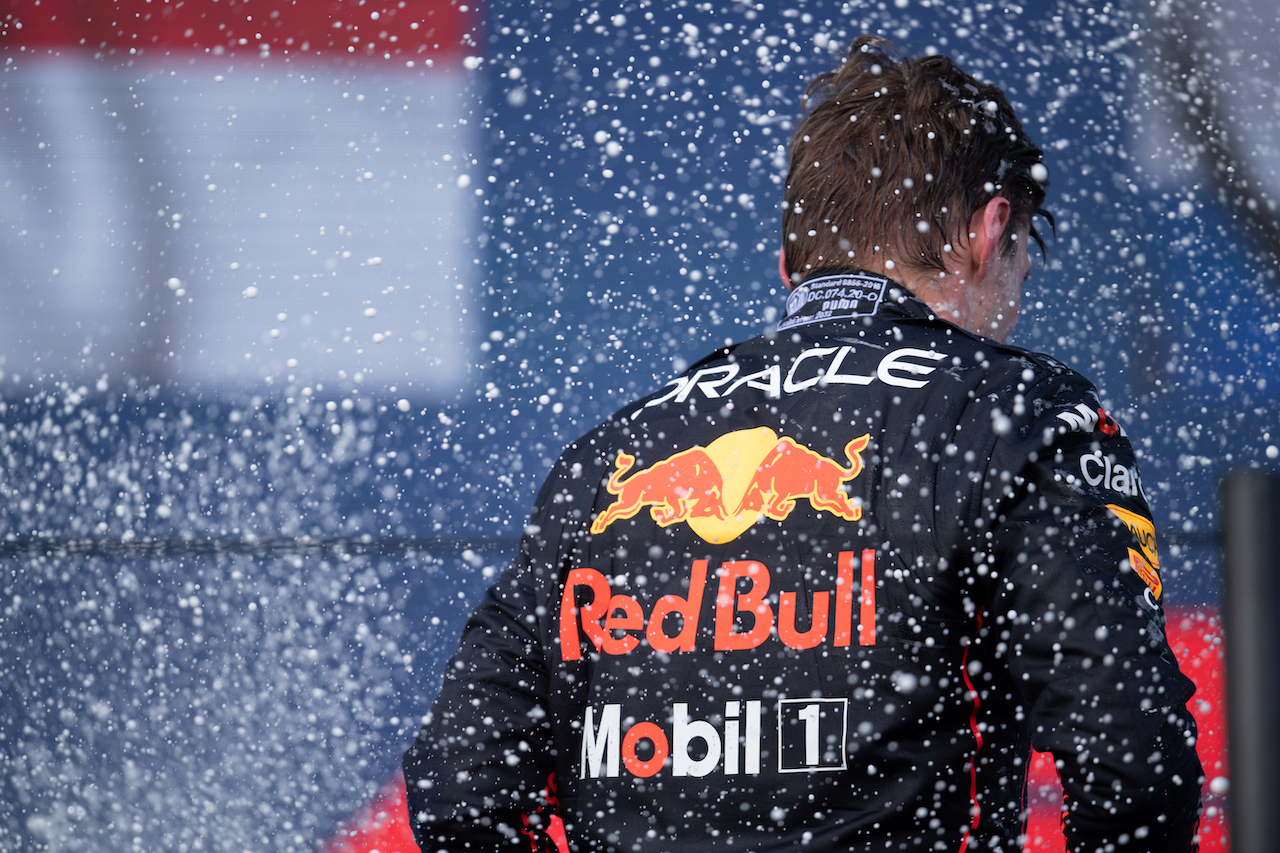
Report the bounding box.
[591,427,872,543]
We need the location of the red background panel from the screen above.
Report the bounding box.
[1,0,473,58]
[1024,605,1229,852]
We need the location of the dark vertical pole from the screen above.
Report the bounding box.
[1221,472,1280,853]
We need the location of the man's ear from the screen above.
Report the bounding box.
[968,197,1012,285]
[779,244,792,289]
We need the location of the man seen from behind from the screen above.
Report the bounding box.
[403,34,1203,853]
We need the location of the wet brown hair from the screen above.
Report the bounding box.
[782,35,1051,282]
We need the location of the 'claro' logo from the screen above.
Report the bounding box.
[590,427,871,544]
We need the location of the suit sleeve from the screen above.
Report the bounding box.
[979,373,1202,852]
[401,471,569,852]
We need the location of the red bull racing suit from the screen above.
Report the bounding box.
[403,271,1202,853]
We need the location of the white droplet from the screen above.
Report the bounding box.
[167,277,182,291]
[230,262,240,270]
[207,183,217,191]
[1178,200,1195,217]
[243,286,259,298]
[364,307,378,318]
[367,257,383,266]
[397,399,411,412]
[276,313,287,322]
[286,358,299,368]
[1266,445,1278,460]
[1209,776,1230,795]
[269,329,281,338]
[1030,163,1049,183]
[372,332,386,343]
[456,174,472,189]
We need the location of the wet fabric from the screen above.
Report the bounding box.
[403,272,1202,853]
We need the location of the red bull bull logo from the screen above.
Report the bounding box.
[591,428,872,544]
[590,448,728,533]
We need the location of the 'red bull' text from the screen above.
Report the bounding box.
[559,551,877,662]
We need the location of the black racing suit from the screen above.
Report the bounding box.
[403,271,1202,853]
